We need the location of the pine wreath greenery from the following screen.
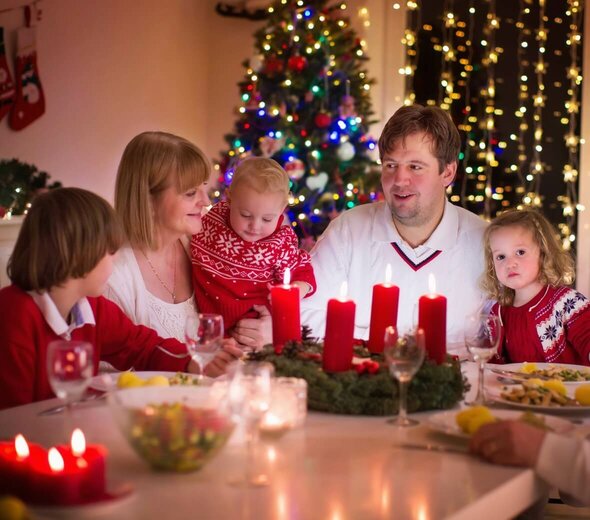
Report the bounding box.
[249,328,469,416]
[0,159,62,217]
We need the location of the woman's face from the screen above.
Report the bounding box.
[153,182,210,240]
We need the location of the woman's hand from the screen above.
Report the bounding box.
[469,420,546,467]
[231,305,272,351]
[201,338,243,378]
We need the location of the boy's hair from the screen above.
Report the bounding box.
[229,157,289,203]
[481,208,575,305]
[378,104,461,173]
[8,187,124,292]
[115,131,210,249]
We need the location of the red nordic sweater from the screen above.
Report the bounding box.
[191,201,316,333]
[492,285,590,366]
[0,285,191,409]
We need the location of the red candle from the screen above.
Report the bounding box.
[271,268,301,353]
[29,448,84,505]
[368,264,400,353]
[418,274,447,364]
[58,429,107,500]
[323,282,356,372]
[0,435,46,500]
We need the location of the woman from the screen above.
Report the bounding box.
[104,131,271,369]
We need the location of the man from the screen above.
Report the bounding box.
[301,105,487,353]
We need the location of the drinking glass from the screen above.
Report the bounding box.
[185,313,224,370]
[464,313,502,405]
[46,340,94,415]
[227,361,274,487]
[384,326,426,427]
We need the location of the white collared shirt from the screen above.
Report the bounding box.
[300,200,488,353]
[28,291,96,340]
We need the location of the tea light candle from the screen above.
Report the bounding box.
[271,268,301,353]
[29,448,84,505]
[0,435,45,500]
[58,429,106,500]
[323,281,355,372]
[418,273,447,364]
[259,413,291,439]
[368,264,400,353]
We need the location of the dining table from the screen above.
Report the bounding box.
[1,362,588,520]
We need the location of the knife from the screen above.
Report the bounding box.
[490,368,552,381]
[393,443,469,455]
[38,393,106,416]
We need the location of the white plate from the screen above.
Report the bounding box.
[29,481,134,518]
[489,390,590,415]
[427,409,575,439]
[498,362,590,385]
[89,371,208,392]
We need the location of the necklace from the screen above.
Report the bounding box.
[142,241,177,303]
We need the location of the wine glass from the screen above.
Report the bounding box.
[464,313,502,405]
[227,361,274,487]
[185,313,224,370]
[46,340,94,418]
[384,326,426,427]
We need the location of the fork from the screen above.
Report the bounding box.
[38,392,106,416]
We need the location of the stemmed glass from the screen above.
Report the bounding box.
[227,361,274,487]
[384,326,426,427]
[46,340,94,422]
[464,313,502,405]
[185,313,224,370]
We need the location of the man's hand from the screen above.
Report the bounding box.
[231,305,272,351]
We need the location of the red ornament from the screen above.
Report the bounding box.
[314,112,331,128]
[287,55,308,73]
[264,56,284,76]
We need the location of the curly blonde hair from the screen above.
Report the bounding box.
[481,208,575,305]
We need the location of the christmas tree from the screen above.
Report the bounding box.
[216,0,380,242]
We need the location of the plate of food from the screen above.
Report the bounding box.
[492,362,590,385]
[89,371,209,392]
[490,379,590,414]
[427,407,574,440]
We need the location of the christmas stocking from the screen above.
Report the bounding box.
[0,27,15,122]
[9,27,45,130]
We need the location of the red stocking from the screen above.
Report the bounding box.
[0,27,15,122]
[9,27,45,131]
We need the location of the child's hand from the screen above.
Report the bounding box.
[293,281,311,298]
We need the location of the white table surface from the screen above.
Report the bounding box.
[1,362,586,520]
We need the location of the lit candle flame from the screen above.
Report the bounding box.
[14,434,29,459]
[48,448,64,472]
[339,281,348,300]
[283,267,291,285]
[428,273,437,294]
[71,428,86,457]
[385,264,392,284]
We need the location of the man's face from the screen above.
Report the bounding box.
[380,131,456,230]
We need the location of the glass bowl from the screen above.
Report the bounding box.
[108,386,234,472]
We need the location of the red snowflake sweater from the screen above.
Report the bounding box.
[0,285,191,409]
[191,201,316,332]
[492,285,590,366]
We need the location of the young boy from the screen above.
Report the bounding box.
[0,187,238,409]
[191,157,316,333]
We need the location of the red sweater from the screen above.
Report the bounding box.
[191,201,316,332]
[492,285,590,365]
[0,285,191,409]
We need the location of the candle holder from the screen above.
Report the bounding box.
[259,377,307,439]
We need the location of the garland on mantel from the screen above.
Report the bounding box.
[249,329,469,416]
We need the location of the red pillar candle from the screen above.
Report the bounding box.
[58,429,107,500]
[271,268,301,353]
[0,435,46,500]
[418,274,447,364]
[323,282,356,372]
[29,448,84,505]
[368,264,400,353]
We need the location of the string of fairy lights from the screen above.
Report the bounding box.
[399,0,584,249]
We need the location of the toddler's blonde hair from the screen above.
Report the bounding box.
[481,208,575,305]
[229,157,290,204]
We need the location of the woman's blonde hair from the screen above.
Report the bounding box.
[115,131,210,249]
[481,208,575,305]
[229,157,289,203]
[8,188,124,291]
